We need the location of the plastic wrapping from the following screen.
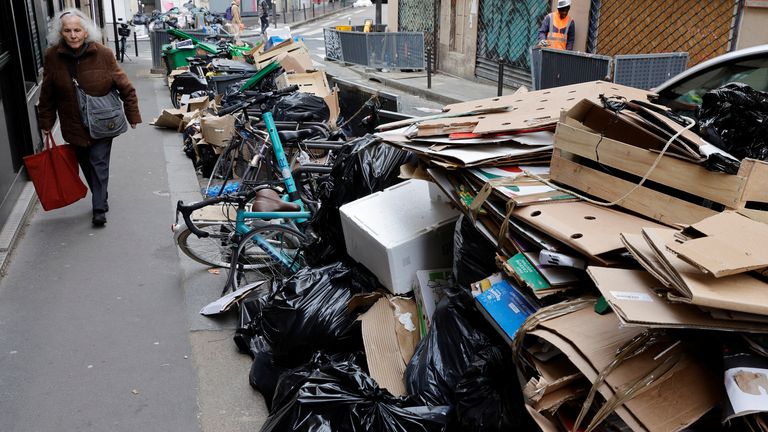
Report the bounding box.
[404,289,497,406]
[305,135,414,265]
[453,345,529,432]
[262,353,444,432]
[698,83,768,161]
[258,262,378,367]
[453,215,498,291]
[271,92,330,123]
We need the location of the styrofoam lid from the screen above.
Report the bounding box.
[340,180,460,247]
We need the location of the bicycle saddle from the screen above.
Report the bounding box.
[277,129,315,143]
[251,188,301,212]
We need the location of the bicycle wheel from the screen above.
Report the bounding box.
[229,224,306,291]
[175,222,234,268]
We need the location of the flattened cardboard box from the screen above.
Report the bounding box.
[588,266,768,333]
[359,296,420,396]
[529,306,719,432]
[666,211,768,277]
[512,201,666,261]
[641,227,768,315]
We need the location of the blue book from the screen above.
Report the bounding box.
[475,279,539,344]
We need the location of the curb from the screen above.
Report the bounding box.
[348,67,462,106]
[0,182,37,277]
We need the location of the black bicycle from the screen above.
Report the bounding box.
[117,19,133,63]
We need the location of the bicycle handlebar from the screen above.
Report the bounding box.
[217,85,300,117]
[175,190,256,237]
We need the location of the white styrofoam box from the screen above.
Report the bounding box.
[340,179,460,294]
[428,181,452,204]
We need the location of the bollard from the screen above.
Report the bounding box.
[292,7,295,22]
[312,3,315,17]
[427,49,432,89]
[303,5,306,20]
[497,58,505,97]
[133,30,138,57]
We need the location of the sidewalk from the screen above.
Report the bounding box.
[0,55,266,431]
[0,21,507,432]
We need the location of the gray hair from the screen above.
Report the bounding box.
[47,8,102,46]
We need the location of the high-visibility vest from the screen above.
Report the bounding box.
[546,12,573,50]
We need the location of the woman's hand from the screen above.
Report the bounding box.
[130,124,137,129]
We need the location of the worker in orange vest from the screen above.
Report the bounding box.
[537,0,575,50]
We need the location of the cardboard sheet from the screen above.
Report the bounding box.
[151,108,185,129]
[396,141,552,168]
[588,266,768,332]
[275,48,314,73]
[667,211,768,277]
[513,201,666,260]
[359,296,420,396]
[641,227,768,315]
[532,307,719,432]
[276,70,331,97]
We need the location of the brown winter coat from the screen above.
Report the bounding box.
[37,42,142,147]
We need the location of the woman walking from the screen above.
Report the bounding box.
[37,8,141,227]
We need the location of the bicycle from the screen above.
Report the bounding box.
[174,111,313,294]
[116,19,133,63]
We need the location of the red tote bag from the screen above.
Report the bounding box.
[23,132,87,211]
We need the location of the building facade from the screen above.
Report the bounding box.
[391,0,768,88]
[0,1,50,230]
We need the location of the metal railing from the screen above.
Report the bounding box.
[613,52,689,90]
[530,48,611,90]
[324,28,425,70]
[530,47,689,91]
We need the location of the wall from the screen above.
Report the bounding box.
[548,0,587,52]
[437,0,477,79]
[387,0,398,31]
[737,4,768,50]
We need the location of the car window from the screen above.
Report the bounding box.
[660,57,768,110]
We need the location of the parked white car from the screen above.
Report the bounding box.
[651,44,768,113]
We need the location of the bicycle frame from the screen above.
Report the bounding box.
[227,112,310,271]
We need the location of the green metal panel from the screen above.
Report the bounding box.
[475,0,548,87]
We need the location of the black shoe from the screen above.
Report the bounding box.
[92,211,107,227]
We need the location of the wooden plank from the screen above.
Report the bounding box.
[549,151,716,226]
[554,122,746,208]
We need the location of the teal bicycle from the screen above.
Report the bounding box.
[174,111,311,293]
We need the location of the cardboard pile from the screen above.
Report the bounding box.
[374,81,768,431]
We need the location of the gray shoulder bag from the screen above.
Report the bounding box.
[67,60,128,139]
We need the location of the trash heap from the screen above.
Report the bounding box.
[151,36,341,178]
[161,24,768,430]
[346,80,768,431]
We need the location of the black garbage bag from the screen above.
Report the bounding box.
[698,82,768,161]
[453,215,498,292]
[259,262,378,367]
[405,289,497,407]
[304,135,414,265]
[453,345,529,432]
[248,333,289,410]
[262,352,444,432]
[272,92,330,123]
